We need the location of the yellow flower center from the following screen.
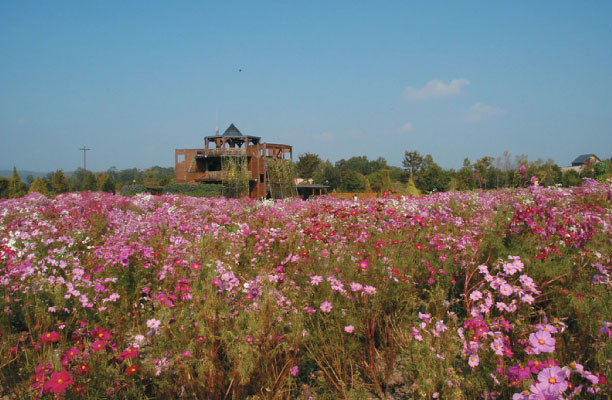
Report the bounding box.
[549,377,556,384]
[539,339,545,344]
[58,378,63,384]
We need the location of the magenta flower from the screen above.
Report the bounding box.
[320,301,333,313]
[290,365,299,376]
[41,331,60,344]
[44,370,73,393]
[529,330,555,354]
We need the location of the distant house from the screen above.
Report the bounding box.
[175,123,294,198]
[562,154,600,173]
[571,154,600,167]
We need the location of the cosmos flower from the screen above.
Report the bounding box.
[320,301,333,313]
[146,318,161,330]
[468,354,479,368]
[41,331,60,344]
[125,364,140,376]
[43,370,73,393]
[529,330,556,354]
[536,366,568,394]
[344,325,355,333]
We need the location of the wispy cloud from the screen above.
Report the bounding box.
[404,78,469,101]
[400,122,413,132]
[464,102,505,121]
[313,132,333,143]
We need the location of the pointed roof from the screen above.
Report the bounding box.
[223,123,242,136]
[204,123,261,142]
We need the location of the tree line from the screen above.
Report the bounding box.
[0,166,174,199]
[295,151,612,194]
[2,151,610,199]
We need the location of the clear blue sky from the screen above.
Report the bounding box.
[1,1,611,172]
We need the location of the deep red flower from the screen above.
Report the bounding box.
[125,364,139,376]
[41,331,60,343]
[74,362,90,376]
[43,370,73,393]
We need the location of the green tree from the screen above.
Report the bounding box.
[8,166,27,198]
[0,177,10,198]
[28,177,50,196]
[454,158,476,191]
[402,151,424,179]
[335,156,372,175]
[295,153,323,180]
[415,155,450,192]
[101,177,116,194]
[562,170,581,187]
[313,161,341,191]
[83,171,97,191]
[594,160,610,182]
[367,169,393,192]
[51,170,69,194]
[340,170,366,192]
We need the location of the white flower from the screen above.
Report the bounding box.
[146,318,161,330]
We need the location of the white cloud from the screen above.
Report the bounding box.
[404,78,469,100]
[401,122,413,132]
[464,102,505,121]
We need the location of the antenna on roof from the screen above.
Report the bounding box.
[215,109,219,136]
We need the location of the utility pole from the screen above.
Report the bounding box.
[80,146,90,186]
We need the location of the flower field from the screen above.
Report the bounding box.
[1,181,612,399]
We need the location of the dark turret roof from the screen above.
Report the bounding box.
[204,123,261,142]
[223,123,242,136]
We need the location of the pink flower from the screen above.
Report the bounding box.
[499,283,514,296]
[310,275,323,286]
[349,282,363,292]
[536,366,568,394]
[320,301,333,313]
[469,290,483,301]
[358,259,370,271]
[290,365,299,376]
[529,330,555,354]
[344,325,355,333]
[468,354,479,368]
[363,285,377,295]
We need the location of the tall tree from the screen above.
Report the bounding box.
[28,177,50,196]
[83,172,97,191]
[0,177,9,198]
[51,170,69,194]
[8,166,27,198]
[313,161,341,190]
[295,153,323,180]
[402,151,424,179]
